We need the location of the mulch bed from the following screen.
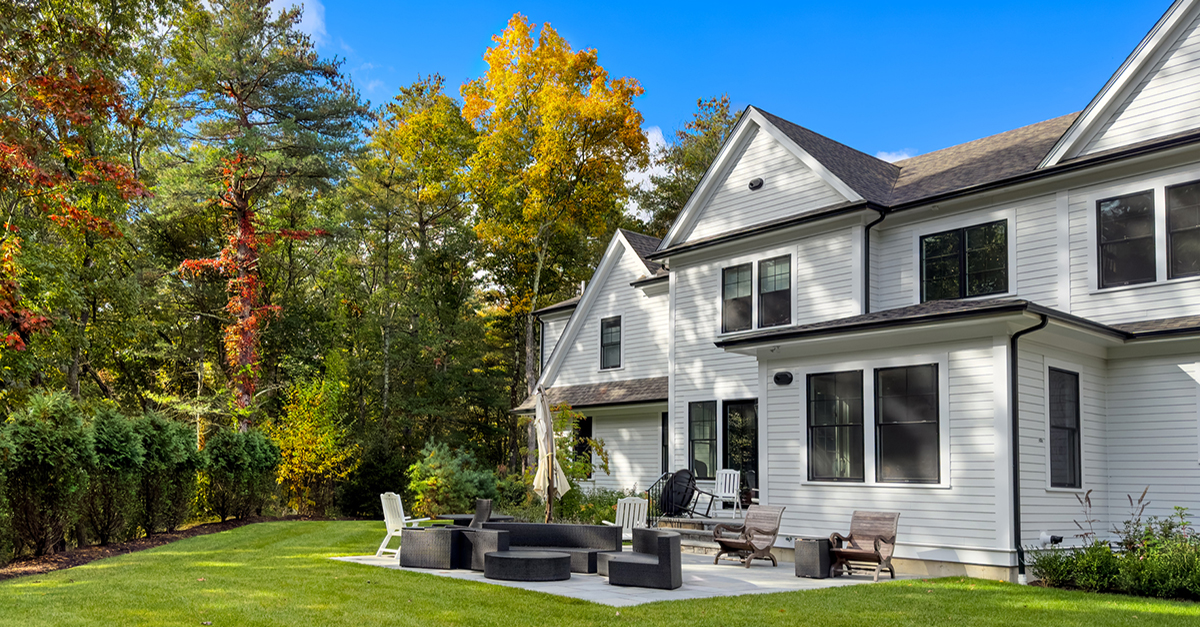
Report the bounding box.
[0,516,310,582]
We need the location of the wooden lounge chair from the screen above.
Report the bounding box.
[376,492,430,557]
[712,504,785,567]
[603,496,648,541]
[829,510,900,582]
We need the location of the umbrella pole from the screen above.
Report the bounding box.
[545,457,554,523]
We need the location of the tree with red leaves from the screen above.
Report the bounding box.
[165,0,364,426]
[0,2,153,363]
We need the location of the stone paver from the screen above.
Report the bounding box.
[332,552,907,607]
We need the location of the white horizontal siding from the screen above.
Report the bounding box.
[541,314,571,369]
[796,229,859,322]
[1066,164,1200,324]
[1017,342,1109,547]
[585,409,664,494]
[763,341,1007,557]
[552,246,669,387]
[1084,7,1200,156]
[872,194,1060,312]
[1106,356,1200,523]
[684,126,845,243]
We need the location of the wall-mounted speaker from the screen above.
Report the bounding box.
[773,371,793,386]
[748,177,764,191]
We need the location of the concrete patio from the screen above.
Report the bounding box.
[333,552,909,607]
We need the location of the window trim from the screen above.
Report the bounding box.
[1043,359,1086,493]
[688,401,717,480]
[797,353,951,489]
[910,209,1016,305]
[599,315,623,371]
[919,219,1010,302]
[806,370,865,483]
[718,252,794,336]
[1096,189,1157,290]
[721,398,759,490]
[1082,171,1200,294]
[1166,179,1200,280]
[758,255,792,328]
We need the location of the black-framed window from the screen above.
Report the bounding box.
[1098,190,1156,288]
[758,256,791,327]
[574,416,593,479]
[1048,368,1081,489]
[600,316,621,369]
[876,364,939,483]
[722,264,752,333]
[807,371,864,482]
[1168,181,1200,279]
[688,401,716,480]
[661,412,669,475]
[722,400,758,490]
[920,220,1008,301]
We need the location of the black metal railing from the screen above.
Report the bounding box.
[645,471,671,527]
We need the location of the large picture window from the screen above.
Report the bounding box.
[875,364,939,483]
[1168,181,1200,279]
[1048,368,1081,489]
[920,220,1008,301]
[758,256,791,327]
[723,400,759,490]
[807,371,864,482]
[1098,190,1156,288]
[722,264,752,333]
[600,316,621,369]
[688,401,717,480]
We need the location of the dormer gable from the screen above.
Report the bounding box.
[1043,0,1200,166]
[659,107,897,249]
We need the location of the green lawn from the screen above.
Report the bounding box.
[0,521,1196,626]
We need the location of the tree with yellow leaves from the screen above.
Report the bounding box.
[463,15,648,465]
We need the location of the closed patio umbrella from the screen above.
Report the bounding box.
[533,385,570,522]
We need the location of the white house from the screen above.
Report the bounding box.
[520,0,1200,581]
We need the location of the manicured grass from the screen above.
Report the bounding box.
[1,521,1197,626]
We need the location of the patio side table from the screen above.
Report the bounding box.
[794,537,831,579]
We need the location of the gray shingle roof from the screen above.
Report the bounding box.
[513,376,669,413]
[619,229,664,274]
[1111,315,1200,337]
[533,295,580,316]
[756,108,901,205]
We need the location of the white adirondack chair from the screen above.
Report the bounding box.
[713,469,743,518]
[603,496,649,541]
[376,492,430,557]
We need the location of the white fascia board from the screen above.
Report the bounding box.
[1040,0,1196,168]
[746,108,864,203]
[659,110,760,250]
[536,233,628,389]
[659,106,863,250]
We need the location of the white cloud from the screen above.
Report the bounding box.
[625,127,669,221]
[875,149,916,163]
[364,79,384,94]
[270,0,327,46]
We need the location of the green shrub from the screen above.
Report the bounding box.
[557,487,631,525]
[202,429,280,521]
[1073,540,1119,592]
[0,393,94,555]
[82,407,145,545]
[407,442,496,517]
[337,441,411,518]
[1118,538,1200,600]
[135,413,201,534]
[0,464,11,564]
[495,472,531,511]
[1029,546,1077,588]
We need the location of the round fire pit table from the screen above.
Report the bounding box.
[483,550,571,582]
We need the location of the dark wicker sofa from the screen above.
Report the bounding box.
[596,528,681,589]
[480,522,622,573]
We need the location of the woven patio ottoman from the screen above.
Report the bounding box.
[483,550,571,582]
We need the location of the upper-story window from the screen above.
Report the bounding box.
[1168,181,1200,279]
[1098,190,1156,289]
[722,264,753,333]
[920,220,1008,302]
[600,316,621,369]
[758,256,791,327]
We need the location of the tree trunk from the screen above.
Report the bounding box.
[230,192,257,430]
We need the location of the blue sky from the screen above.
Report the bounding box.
[282,0,1170,162]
